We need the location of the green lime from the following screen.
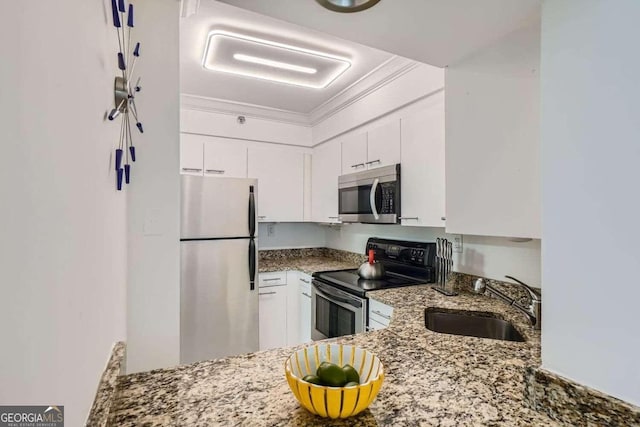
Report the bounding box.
[302,374,323,385]
[342,364,360,384]
[316,362,347,387]
[344,381,359,387]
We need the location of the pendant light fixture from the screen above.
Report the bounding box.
[316,0,381,13]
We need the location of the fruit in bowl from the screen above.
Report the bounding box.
[285,344,384,419]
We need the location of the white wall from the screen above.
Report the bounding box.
[445,22,541,239]
[0,1,126,425]
[326,225,541,286]
[258,223,326,250]
[181,109,312,146]
[541,0,640,406]
[126,0,181,374]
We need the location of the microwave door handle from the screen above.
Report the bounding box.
[369,178,380,220]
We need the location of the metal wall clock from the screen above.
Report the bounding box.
[108,0,144,191]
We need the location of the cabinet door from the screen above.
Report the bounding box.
[341,132,367,174]
[367,119,401,169]
[299,277,312,344]
[286,271,300,346]
[248,147,304,222]
[259,285,287,351]
[180,134,203,175]
[203,137,247,178]
[400,93,446,227]
[312,139,342,223]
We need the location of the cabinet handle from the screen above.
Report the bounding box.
[258,216,266,220]
[299,278,310,284]
[441,217,446,221]
[399,217,419,220]
[181,167,202,172]
[328,216,340,219]
[365,159,381,165]
[350,163,365,168]
[205,169,225,174]
[302,292,312,298]
[259,291,276,296]
[372,310,391,320]
[263,277,282,282]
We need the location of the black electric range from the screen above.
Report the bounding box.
[312,237,437,298]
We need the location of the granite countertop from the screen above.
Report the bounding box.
[259,256,360,275]
[108,282,561,426]
[257,248,364,275]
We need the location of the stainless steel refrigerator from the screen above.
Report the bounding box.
[180,175,258,365]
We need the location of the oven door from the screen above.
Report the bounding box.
[311,280,366,341]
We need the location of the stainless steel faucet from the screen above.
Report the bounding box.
[473,275,542,330]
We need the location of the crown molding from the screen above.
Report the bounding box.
[308,56,419,125]
[180,94,311,126]
[180,56,421,127]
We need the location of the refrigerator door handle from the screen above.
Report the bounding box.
[249,238,256,290]
[248,185,256,238]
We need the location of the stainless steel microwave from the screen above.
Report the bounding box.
[338,164,400,224]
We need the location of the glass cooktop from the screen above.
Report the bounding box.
[313,269,427,297]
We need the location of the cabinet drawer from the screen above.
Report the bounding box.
[369,298,393,321]
[368,317,388,331]
[259,272,287,288]
[298,273,312,287]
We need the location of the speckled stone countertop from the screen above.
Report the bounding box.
[108,283,561,426]
[258,248,364,275]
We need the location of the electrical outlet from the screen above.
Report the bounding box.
[452,235,463,253]
[267,224,275,237]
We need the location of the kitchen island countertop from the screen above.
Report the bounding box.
[107,279,560,426]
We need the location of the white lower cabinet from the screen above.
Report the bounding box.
[258,273,287,351]
[298,274,312,344]
[285,271,312,346]
[261,271,312,350]
[368,298,393,331]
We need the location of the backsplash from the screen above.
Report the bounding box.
[451,272,536,307]
[524,367,640,426]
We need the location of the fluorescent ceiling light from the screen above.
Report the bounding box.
[233,53,318,74]
[202,30,351,89]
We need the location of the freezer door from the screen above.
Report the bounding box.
[180,239,259,364]
[181,175,258,239]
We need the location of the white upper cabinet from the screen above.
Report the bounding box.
[366,119,401,170]
[341,132,367,174]
[180,134,204,175]
[248,146,304,222]
[339,121,401,174]
[203,137,247,178]
[400,93,446,227]
[312,139,341,223]
[445,35,541,239]
[181,134,247,178]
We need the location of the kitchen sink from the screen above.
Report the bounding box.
[424,308,525,342]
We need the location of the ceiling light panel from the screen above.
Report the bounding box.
[202,31,351,89]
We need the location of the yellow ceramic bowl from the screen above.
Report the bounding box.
[285,343,384,419]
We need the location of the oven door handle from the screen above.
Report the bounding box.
[313,282,362,308]
[369,178,380,220]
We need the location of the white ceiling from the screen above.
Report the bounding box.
[216,0,541,67]
[180,1,395,114]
